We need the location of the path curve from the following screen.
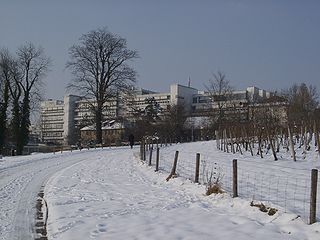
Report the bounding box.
[0,149,101,240]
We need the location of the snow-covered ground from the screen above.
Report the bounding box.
[1,141,320,239]
[0,150,106,240]
[157,141,320,222]
[44,142,319,240]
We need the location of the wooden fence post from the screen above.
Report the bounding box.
[310,169,318,224]
[195,153,200,183]
[148,147,153,166]
[233,159,238,198]
[155,147,160,172]
[166,151,179,181]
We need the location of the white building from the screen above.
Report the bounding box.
[129,84,198,115]
[39,84,272,145]
[191,86,272,115]
[40,99,64,144]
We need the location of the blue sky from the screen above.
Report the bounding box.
[1,0,319,99]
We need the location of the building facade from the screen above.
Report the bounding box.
[39,84,276,145]
[40,99,64,144]
[80,120,126,145]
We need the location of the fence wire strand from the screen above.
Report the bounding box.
[142,143,319,223]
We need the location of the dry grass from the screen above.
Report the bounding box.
[206,182,224,195]
[205,169,224,195]
[250,201,278,216]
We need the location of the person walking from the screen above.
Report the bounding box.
[128,133,135,149]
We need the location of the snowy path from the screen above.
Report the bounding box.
[45,146,320,240]
[0,150,95,240]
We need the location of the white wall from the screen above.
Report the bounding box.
[170,84,198,112]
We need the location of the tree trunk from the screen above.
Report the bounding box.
[13,94,30,156]
[288,125,296,161]
[225,129,229,153]
[299,125,304,147]
[267,129,278,161]
[223,129,226,152]
[230,129,235,154]
[215,130,220,150]
[244,126,253,156]
[95,105,103,144]
[257,130,263,158]
[0,80,9,154]
[276,137,280,153]
[307,126,313,148]
[303,126,308,154]
[220,129,223,150]
[18,95,31,155]
[11,96,22,154]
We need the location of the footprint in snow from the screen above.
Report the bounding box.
[91,223,107,237]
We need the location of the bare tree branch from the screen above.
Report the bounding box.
[66,27,138,144]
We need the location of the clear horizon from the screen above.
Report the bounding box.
[1,0,319,100]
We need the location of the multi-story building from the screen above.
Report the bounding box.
[248,95,288,125]
[39,84,276,145]
[190,86,273,121]
[40,99,64,144]
[63,95,82,145]
[40,95,81,145]
[128,84,198,115]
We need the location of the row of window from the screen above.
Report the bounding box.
[42,132,63,137]
[82,129,123,135]
[42,124,63,129]
[42,116,64,121]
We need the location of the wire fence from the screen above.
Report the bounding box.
[141,142,320,224]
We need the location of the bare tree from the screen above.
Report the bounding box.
[67,27,138,144]
[161,104,188,142]
[205,71,233,125]
[283,83,318,160]
[284,83,318,123]
[12,43,50,155]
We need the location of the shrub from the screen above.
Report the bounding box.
[205,169,224,195]
[206,182,224,195]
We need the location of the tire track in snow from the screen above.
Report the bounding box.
[45,148,221,239]
[0,149,105,240]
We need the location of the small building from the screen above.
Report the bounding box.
[80,120,126,145]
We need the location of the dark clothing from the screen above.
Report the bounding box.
[128,134,134,148]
